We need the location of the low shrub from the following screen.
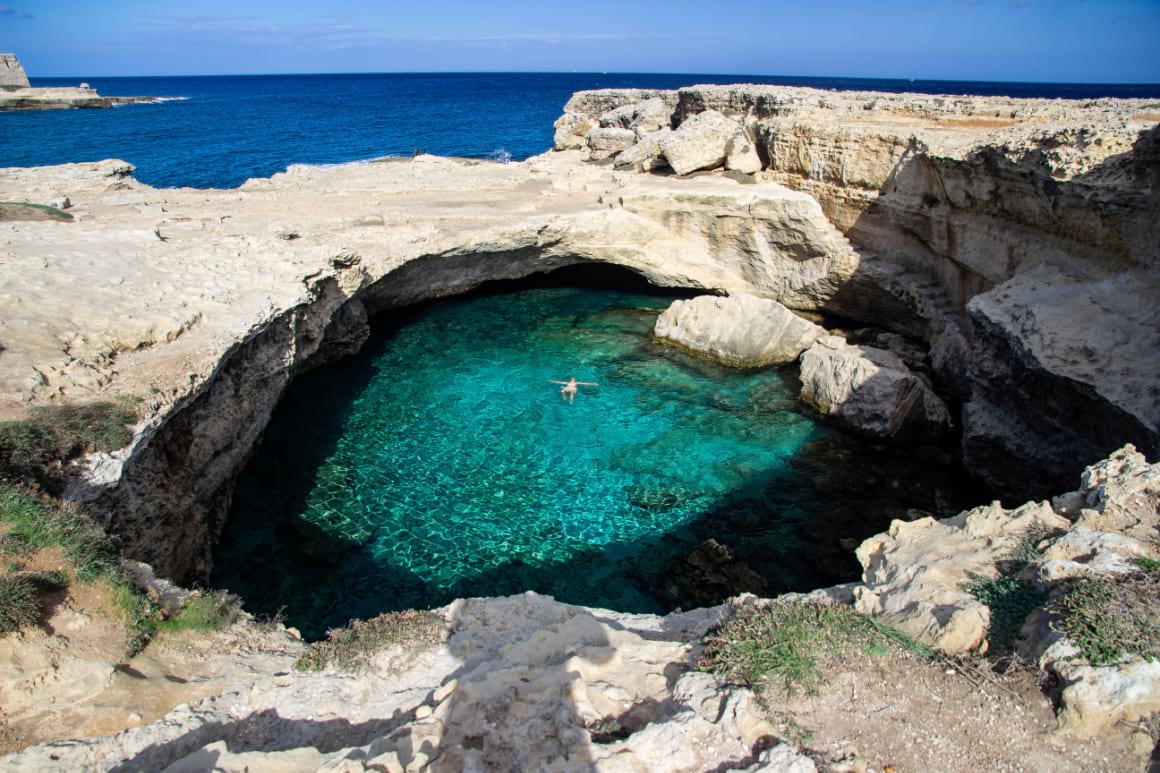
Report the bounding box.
[0,399,138,490]
[296,609,447,672]
[0,574,42,633]
[1049,559,1160,666]
[962,530,1052,651]
[699,602,933,697]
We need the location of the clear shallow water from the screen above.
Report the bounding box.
[6,72,1158,189]
[212,279,976,638]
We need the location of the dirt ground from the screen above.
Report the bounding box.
[758,645,1158,773]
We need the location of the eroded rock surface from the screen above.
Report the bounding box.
[799,335,952,438]
[653,293,824,366]
[0,594,807,772]
[0,152,864,583]
[558,83,1160,498]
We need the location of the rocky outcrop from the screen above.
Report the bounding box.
[558,84,1160,499]
[799,335,952,438]
[962,264,1160,502]
[0,54,29,88]
[0,593,816,772]
[0,152,866,582]
[653,293,824,366]
[854,499,1068,655]
[656,110,758,176]
[854,444,1160,738]
[0,57,157,110]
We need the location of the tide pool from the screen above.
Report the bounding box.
[212,281,973,638]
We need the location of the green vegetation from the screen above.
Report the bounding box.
[0,201,74,222]
[295,609,447,672]
[0,574,42,633]
[0,399,138,492]
[963,572,1049,650]
[699,602,933,697]
[0,485,117,582]
[1049,558,1160,666]
[157,590,242,634]
[962,530,1051,650]
[110,580,162,657]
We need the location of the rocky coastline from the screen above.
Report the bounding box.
[0,84,1157,769]
[0,54,158,110]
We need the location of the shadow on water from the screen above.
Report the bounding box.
[212,264,985,640]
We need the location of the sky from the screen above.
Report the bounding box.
[1,0,1158,83]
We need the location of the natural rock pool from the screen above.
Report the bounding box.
[212,272,978,638]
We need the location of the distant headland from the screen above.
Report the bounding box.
[0,53,159,110]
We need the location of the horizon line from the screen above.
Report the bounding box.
[27,69,1160,88]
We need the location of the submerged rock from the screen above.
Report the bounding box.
[798,335,952,438]
[659,538,770,609]
[653,292,824,367]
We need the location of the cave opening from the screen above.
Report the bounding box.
[210,263,982,639]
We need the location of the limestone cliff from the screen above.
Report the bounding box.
[556,84,1160,500]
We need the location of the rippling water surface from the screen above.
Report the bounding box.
[212,278,975,638]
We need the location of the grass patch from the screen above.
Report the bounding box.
[295,609,447,672]
[699,602,933,697]
[110,578,161,657]
[157,590,241,634]
[0,485,117,582]
[0,201,74,222]
[1049,560,1160,666]
[0,399,138,491]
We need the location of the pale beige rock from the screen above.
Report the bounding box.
[586,127,638,160]
[1053,657,1160,739]
[613,128,672,172]
[660,110,748,175]
[2,594,766,773]
[553,112,594,150]
[1036,526,1154,584]
[725,133,763,174]
[598,97,672,137]
[0,153,865,581]
[854,500,1070,655]
[653,292,824,366]
[799,335,952,438]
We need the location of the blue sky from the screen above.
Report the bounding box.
[2,0,1158,82]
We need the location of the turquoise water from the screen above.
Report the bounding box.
[212,280,973,638]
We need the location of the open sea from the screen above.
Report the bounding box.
[3,72,1159,189]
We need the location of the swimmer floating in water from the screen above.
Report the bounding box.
[549,377,598,404]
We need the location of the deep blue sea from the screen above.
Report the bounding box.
[4,72,1158,189]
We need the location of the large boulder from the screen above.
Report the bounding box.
[614,129,672,172]
[653,293,824,367]
[659,110,759,176]
[553,112,594,150]
[798,335,952,438]
[599,97,673,138]
[585,127,637,161]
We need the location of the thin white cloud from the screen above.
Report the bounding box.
[422,33,633,43]
[142,15,643,51]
